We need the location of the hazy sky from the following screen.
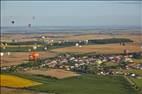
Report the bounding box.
[1,1,142,27]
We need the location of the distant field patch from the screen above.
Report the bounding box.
[25,69,80,79]
[52,44,141,54]
[0,74,41,88]
[28,74,138,94]
[1,87,41,94]
[3,73,139,94]
[123,69,142,76]
[0,51,57,67]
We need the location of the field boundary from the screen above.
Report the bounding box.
[124,76,142,94]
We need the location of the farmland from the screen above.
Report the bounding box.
[52,43,141,54]
[131,78,142,89]
[6,73,138,94]
[1,32,142,94]
[123,69,142,76]
[1,0,142,93]
[1,33,141,43]
[0,74,41,88]
[1,87,43,94]
[0,51,57,67]
[1,35,141,67]
[25,69,80,79]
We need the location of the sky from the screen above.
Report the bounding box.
[1,1,142,27]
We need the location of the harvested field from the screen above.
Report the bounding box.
[52,43,141,54]
[0,74,41,88]
[58,33,142,43]
[2,33,141,43]
[25,69,80,79]
[0,51,57,67]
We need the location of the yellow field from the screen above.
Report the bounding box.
[0,74,41,88]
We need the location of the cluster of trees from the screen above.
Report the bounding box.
[132,53,142,59]
[89,38,133,44]
[3,38,133,46]
[1,38,133,52]
[53,38,133,46]
[4,41,43,45]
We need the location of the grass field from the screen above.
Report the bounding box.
[131,78,142,89]
[123,69,142,76]
[9,73,138,94]
[0,74,41,88]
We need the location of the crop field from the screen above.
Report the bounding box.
[54,33,142,43]
[133,59,142,63]
[131,78,142,89]
[0,74,41,88]
[1,33,141,43]
[25,69,80,79]
[8,73,138,94]
[0,51,57,67]
[1,33,141,94]
[52,43,141,54]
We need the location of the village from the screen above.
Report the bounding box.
[1,51,142,78]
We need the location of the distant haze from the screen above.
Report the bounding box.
[1,1,142,27]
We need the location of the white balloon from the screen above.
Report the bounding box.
[0,52,4,57]
[7,52,11,56]
[33,46,37,50]
[75,43,79,47]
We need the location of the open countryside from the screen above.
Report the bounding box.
[1,1,142,94]
[1,33,142,94]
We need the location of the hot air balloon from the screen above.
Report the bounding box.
[29,52,40,61]
[10,16,15,24]
[32,16,35,20]
[11,20,15,24]
[28,24,31,28]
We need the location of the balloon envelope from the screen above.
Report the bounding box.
[11,21,15,24]
[32,16,35,20]
[28,24,31,28]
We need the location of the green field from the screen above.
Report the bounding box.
[123,69,142,76]
[8,73,139,94]
[132,78,142,88]
[133,59,142,63]
[131,78,142,90]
